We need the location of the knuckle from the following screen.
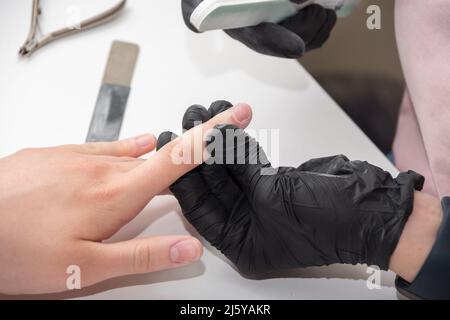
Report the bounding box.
[83,143,101,154]
[133,242,154,273]
[89,161,110,175]
[117,140,132,155]
[75,160,111,178]
[90,183,123,202]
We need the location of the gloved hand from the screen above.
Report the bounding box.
[182,1,337,58]
[158,101,425,275]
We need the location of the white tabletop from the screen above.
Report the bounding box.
[0,0,400,299]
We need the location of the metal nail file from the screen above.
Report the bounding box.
[86,41,139,142]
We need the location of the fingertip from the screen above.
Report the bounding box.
[231,103,252,128]
[208,100,233,117]
[134,133,157,151]
[148,134,157,150]
[182,104,210,131]
[170,237,203,264]
[157,131,178,151]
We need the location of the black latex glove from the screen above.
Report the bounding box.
[158,101,425,275]
[182,1,337,58]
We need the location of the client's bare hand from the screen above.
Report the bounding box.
[0,104,252,295]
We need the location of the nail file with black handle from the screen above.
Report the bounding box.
[86,41,139,142]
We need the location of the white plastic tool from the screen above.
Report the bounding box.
[190,0,346,32]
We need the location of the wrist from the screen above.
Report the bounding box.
[389,192,443,282]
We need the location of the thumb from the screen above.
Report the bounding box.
[87,236,203,283]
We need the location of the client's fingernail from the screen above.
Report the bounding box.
[233,104,251,124]
[135,134,156,148]
[170,239,202,264]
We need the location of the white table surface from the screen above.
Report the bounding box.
[0,0,400,299]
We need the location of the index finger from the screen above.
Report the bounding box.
[124,103,252,200]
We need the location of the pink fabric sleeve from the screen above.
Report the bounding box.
[393,0,450,198]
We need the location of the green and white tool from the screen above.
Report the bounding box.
[190,0,356,32]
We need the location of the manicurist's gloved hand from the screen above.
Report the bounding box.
[158,101,430,276]
[182,1,337,58]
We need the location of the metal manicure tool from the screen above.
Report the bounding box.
[19,0,127,57]
[86,41,140,142]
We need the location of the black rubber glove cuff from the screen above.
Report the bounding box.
[396,197,450,300]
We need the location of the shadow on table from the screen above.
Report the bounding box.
[245,265,395,288]
[176,208,396,289]
[201,245,395,289]
[0,262,206,300]
[1,197,393,299]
